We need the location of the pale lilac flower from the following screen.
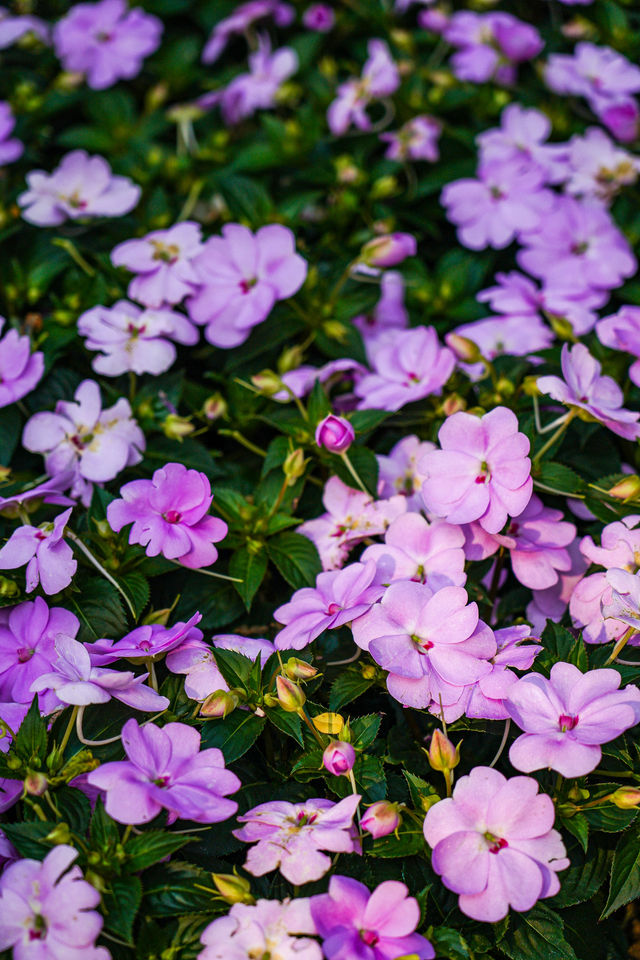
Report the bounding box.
[447,315,553,381]
[311,876,435,960]
[517,196,636,293]
[78,300,199,376]
[315,414,355,453]
[476,104,567,183]
[507,662,640,776]
[234,795,361,884]
[87,717,240,824]
[597,306,640,387]
[0,702,28,813]
[600,99,640,143]
[0,508,77,596]
[444,12,543,86]
[0,102,22,166]
[166,634,274,701]
[188,223,307,348]
[218,35,298,125]
[0,475,74,516]
[421,407,533,534]
[202,0,294,64]
[602,568,640,636]
[328,39,400,136]
[107,462,228,569]
[442,161,554,251]
[562,127,640,203]
[0,7,49,48]
[0,317,44,408]
[361,512,466,590]
[23,379,145,505]
[31,633,169,712]
[355,327,455,411]
[381,115,442,162]
[377,435,434,512]
[200,898,321,960]
[276,358,366,402]
[424,766,569,922]
[303,4,334,31]
[274,560,383,649]
[460,626,542,721]
[352,580,495,710]
[0,845,109,960]
[85,612,203,665]
[18,150,140,226]
[537,342,640,440]
[53,0,162,90]
[352,271,408,348]
[527,539,587,634]
[111,222,204,307]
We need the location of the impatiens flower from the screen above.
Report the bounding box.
[359,232,416,269]
[166,634,275,701]
[188,223,307,348]
[215,35,298,125]
[421,407,533,534]
[562,127,640,203]
[107,462,228,569]
[23,379,145,505]
[0,702,29,813]
[376,435,434,512]
[78,300,199,376]
[323,741,356,776]
[0,508,77,596]
[597,306,640,387]
[311,876,435,960]
[528,539,588,634]
[424,766,569,922]
[85,612,203,665]
[274,560,384,649]
[602,568,640,635]
[537,342,640,441]
[460,625,542,721]
[111,222,204,307]
[53,0,162,90]
[0,8,49,48]
[506,662,640,776]
[199,898,321,960]
[0,845,109,960]
[328,39,400,135]
[352,271,408,347]
[0,101,22,166]
[202,0,294,64]
[447,315,553,380]
[234,794,361,884]
[30,633,169,712]
[444,12,543,86]
[355,327,455,411]
[0,475,75,516]
[0,317,44,408]
[380,114,442,162]
[87,717,240,824]
[361,512,467,590]
[18,149,140,226]
[315,414,355,453]
[476,104,567,183]
[303,4,335,31]
[276,358,366,401]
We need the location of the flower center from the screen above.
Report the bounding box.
[411,633,433,652]
[239,276,258,294]
[558,713,579,732]
[360,930,380,947]
[475,461,490,484]
[484,831,508,854]
[327,602,342,616]
[151,241,180,264]
[571,241,589,255]
[294,811,318,827]
[17,647,34,663]
[163,510,182,524]
[26,912,47,941]
[153,775,171,788]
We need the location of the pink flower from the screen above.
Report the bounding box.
[545,43,640,132]
[0,702,30,812]
[376,435,434,512]
[201,1,294,64]
[111,222,204,307]
[0,101,23,166]
[380,114,442,162]
[0,317,44,408]
[602,568,640,635]
[461,625,542,722]
[315,414,355,453]
[447,315,553,381]
[360,800,401,838]
[323,741,356,776]
[166,633,274,701]
[597,306,640,387]
[87,717,240,824]
[216,35,298,125]
[424,766,569,922]
[353,271,408,348]
[0,9,48,49]
[200,898,321,960]
[85,612,202,665]
[562,127,640,203]
[476,104,567,182]
[311,876,435,960]
[361,512,466,590]
[360,233,416,268]
[234,795,361,885]
[507,662,640,776]
[421,407,533,534]
[328,39,400,135]
[489,495,577,590]
[528,539,588,633]
[0,508,77,596]
[303,3,334,31]
[444,12,543,86]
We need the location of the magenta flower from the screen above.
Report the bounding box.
[600,99,640,143]
[315,414,355,453]
[0,317,44,408]
[444,12,543,85]
[376,435,434,512]
[424,766,569,922]
[202,0,294,64]
[360,800,401,838]
[0,474,75,515]
[87,717,239,824]
[107,462,228,569]
[274,559,383,650]
[421,407,533,534]
[328,39,400,135]
[0,101,22,166]
[381,115,442,162]
[0,845,109,960]
[216,35,298,126]
[507,662,640,776]
[361,512,466,590]
[461,625,542,722]
[85,612,202,665]
[311,876,435,960]
[277,358,366,402]
[53,0,162,90]
[597,306,640,387]
[323,741,356,776]
[18,149,140,226]
[537,342,640,440]
[200,898,321,960]
[78,300,199,376]
[0,507,77,596]
[111,222,204,307]
[188,223,307,348]
[303,3,334,31]
[355,327,455,412]
[234,795,361,885]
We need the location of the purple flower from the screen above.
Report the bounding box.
[323,741,356,776]
[507,662,640,776]
[380,115,442,163]
[0,508,77,595]
[107,462,228,569]
[216,35,298,125]
[0,317,44,408]
[0,702,29,812]
[545,43,640,132]
[31,633,169,712]
[355,327,455,412]
[166,633,274,701]
[111,222,204,308]
[276,358,366,402]
[315,414,355,453]
[0,8,49,49]
[376,435,434,512]
[477,104,567,183]
[23,379,145,505]
[562,127,640,203]
[361,512,466,590]
[85,612,202,665]
[421,407,533,534]
[447,315,553,381]
[0,475,74,516]
[528,539,588,635]
[202,0,294,64]
[78,300,199,376]
[200,898,321,960]
[600,99,640,144]
[489,495,577,590]
[188,223,307,348]
[424,766,569,921]
[274,560,383,650]
[597,306,640,387]
[18,149,140,226]
[0,101,22,166]
[602,568,640,635]
[303,4,334,31]
[537,342,640,441]
[311,876,435,960]
[461,625,542,721]
[444,12,543,86]
[234,795,361,884]
[87,717,240,824]
[360,233,417,269]
[328,39,400,135]
[0,845,109,959]
[352,271,408,348]
[53,0,162,90]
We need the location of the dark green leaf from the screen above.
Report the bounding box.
[264,706,304,746]
[103,876,142,943]
[370,826,425,858]
[208,647,254,690]
[267,532,321,589]
[499,903,578,960]
[348,409,391,435]
[90,797,120,848]
[350,714,381,749]
[329,668,376,711]
[307,379,332,426]
[551,845,608,909]
[144,861,217,916]
[0,406,22,465]
[125,831,193,873]
[71,576,128,642]
[1,822,54,860]
[13,697,47,763]
[333,445,379,497]
[602,829,640,918]
[230,547,268,610]
[200,711,265,763]
[534,462,586,496]
[119,571,150,618]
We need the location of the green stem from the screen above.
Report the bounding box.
[66,530,137,619]
[340,450,369,495]
[218,429,267,458]
[532,411,575,465]
[58,706,79,755]
[51,238,95,276]
[170,560,242,583]
[605,627,637,666]
[299,709,325,748]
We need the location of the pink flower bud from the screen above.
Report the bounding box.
[361,800,401,838]
[610,787,640,809]
[303,3,335,31]
[361,233,417,268]
[427,729,460,773]
[276,675,306,712]
[323,740,356,776]
[200,690,238,718]
[315,414,355,454]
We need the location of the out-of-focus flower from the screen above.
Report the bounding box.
[202,1,294,64]
[381,115,442,162]
[0,101,22,166]
[199,898,321,960]
[0,317,44,408]
[303,4,335,31]
[376,435,434,512]
[477,104,567,183]
[355,327,455,411]
[447,315,553,381]
[0,508,77,596]
[0,7,49,49]
[111,222,204,307]
[597,306,640,388]
[359,232,416,268]
[353,271,408,348]
[444,12,543,86]
[561,127,640,203]
[215,35,298,125]
[328,39,400,135]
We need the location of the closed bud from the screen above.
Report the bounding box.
[278,345,305,374]
[0,466,10,481]
[610,787,640,809]
[145,82,169,112]
[200,690,239,718]
[608,476,640,501]
[313,712,344,735]
[361,664,376,680]
[203,393,227,421]
[84,870,108,893]
[24,771,48,796]
[45,823,72,845]
[315,414,355,454]
[142,607,174,626]
[283,448,307,486]
[495,377,515,398]
[426,729,460,773]
[370,176,398,200]
[445,333,482,364]
[93,519,112,539]
[251,370,283,396]
[522,375,541,397]
[322,320,349,343]
[284,658,318,681]
[276,675,306,712]
[421,791,442,814]
[323,740,356,776]
[0,577,20,598]
[441,394,466,416]
[547,315,577,341]
[163,414,195,440]
[360,233,417,268]
[361,800,401,838]
[212,872,255,905]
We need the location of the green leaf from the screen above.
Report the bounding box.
[551,845,609,908]
[499,903,578,960]
[0,406,22,465]
[125,831,193,873]
[370,826,425,858]
[200,711,265,763]
[264,706,304,746]
[430,926,473,960]
[208,647,255,691]
[230,547,268,610]
[55,786,91,834]
[13,697,47,763]
[534,462,586,495]
[144,861,217,916]
[350,714,381,750]
[72,576,128,643]
[261,435,291,478]
[307,378,332,426]
[217,173,273,223]
[329,668,376,711]
[348,409,391,435]
[1,822,54,860]
[559,812,589,853]
[333,445,379,497]
[103,876,142,943]
[581,792,638,833]
[267,532,321,589]
[601,829,640,918]
[331,755,386,802]
[538,622,587,674]
[404,771,437,812]
[119,571,150,619]
[90,797,120,848]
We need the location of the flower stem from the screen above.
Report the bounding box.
[340,450,370,495]
[489,719,511,768]
[532,411,575,464]
[76,705,122,747]
[58,706,79,755]
[218,429,268,458]
[298,709,325,748]
[66,530,137,619]
[605,627,637,666]
[170,560,243,583]
[51,238,95,276]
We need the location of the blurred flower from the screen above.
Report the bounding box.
[0,317,44,408]
[200,898,321,960]
[202,1,294,64]
[381,115,442,162]
[355,327,455,411]
[0,101,22,166]
[328,39,400,135]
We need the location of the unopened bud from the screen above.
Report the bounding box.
[547,314,577,341]
[445,333,482,364]
[278,345,305,374]
[45,822,72,845]
[284,658,318,681]
[251,370,283,396]
[0,466,10,481]
[522,375,541,397]
[361,800,401,838]
[212,872,255,905]
[315,414,355,454]
[163,414,195,440]
[610,787,640,809]
[313,712,344,735]
[142,607,173,626]
[608,476,640,502]
[441,394,466,416]
[0,577,20,598]
[361,233,416,268]
[361,664,376,680]
[276,675,306,712]
[323,740,356,776]
[322,320,349,343]
[200,690,239,718]
[84,870,108,893]
[283,448,307,486]
[426,729,460,772]
[203,393,227,421]
[421,791,441,814]
[24,771,48,796]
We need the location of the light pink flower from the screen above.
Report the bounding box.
[376,435,434,512]
[111,222,204,307]
[199,898,321,960]
[361,512,467,590]
[355,327,455,411]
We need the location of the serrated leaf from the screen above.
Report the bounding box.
[370,826,425,858]
[350,714,381,749]
[90,797,120,848]
[560,812,589,853]
[430,926,472,960]
[404,771,433,811]
[103,875,142,943]
[499,903,578,960]
[144,861,216,916]
[267,531,321,589]
[200,711,265,763]
[72,576,128,642]
[264,706,304,746]
[13,697,47,763]
[535,462,585,495]
[230,547,268,610]
[538,622,587,674]
[551,845,608,908]
[329,668,376,711]
[119,570,150,618]
[1,822,54,860]
[125,831,193,873]
[55,786,91,834]
[209,647,254,691]
[601,829,640,918]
